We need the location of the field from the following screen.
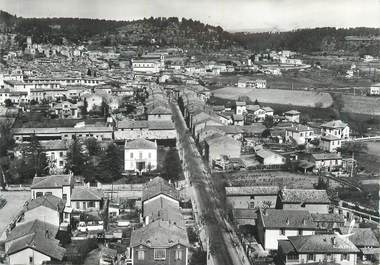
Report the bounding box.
[213,87,333,108]
[341,95,380,115]
[0,191,30,241]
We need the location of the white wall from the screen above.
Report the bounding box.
[8,248,51,265]
[264,229,315,250]
[23,206,60,227]
[124,148,157,172]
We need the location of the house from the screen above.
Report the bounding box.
[245,105,266,123]
[256,149,286,166]
[368,83,380,95]
[40,140,68,174]
[311,213,345,231]
[320,135,342,152]
[233,114,244,126]
[340,227,380,262]
[320,120,350,139]
[71,187,104,212]
[276,189,331,214]
[284,110,300,123]
[5,220,65,265]
[83,93,103,112]
[278,235,360,265]
[235,101,246,115]
[129,220,189,265]
[147,106,172,121]
[52,100,81,119]
[124,138,157,173]
[31,175,74,207]
[257,209,317,250]
[204,135,241,167]
[141,177,181,225]
[217,112,233,125]
[22,195,66,227]
[285,125,314,145]
[310,153,343,171]
[132,57,163,73]
[225,186,279,209]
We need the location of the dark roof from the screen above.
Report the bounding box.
[287,235,360,253]
[125,138,157,149]
[71,187,104,201]
[259,209,317,229]
[311,213,344,223]
[147,106,171,115]
[340,227,380,248]
[280,189,330,204]
[233,209,257,219]
[311,153,342,161]
[130,220,189,248]
[226,186,279,196]
[148,120,175,130]
[26,195,65,212]
[31,175,73,189]
[142,177,179,202]
[6,219,59,243]
[320,120,348,129]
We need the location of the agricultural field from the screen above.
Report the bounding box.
[341,95,380,115]
[213,86,333,108]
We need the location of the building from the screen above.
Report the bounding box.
[368,83,380,95]
[225,186,279,209]
[147,106,172,121]
[257,209,317,250]
[5,220,65,265]
[124,138,157,173]
[310,153,343,171]
[115,120,176,141]
[256,149,286,166]
[340,227,380,262]
[83,93,103,112]
[22,195,66,227]
[232,114,244,126]
[40,140,68,173]
[278,235,360,265]
[141,177,181,226]
[311,213,345,232]
[276,189,331,214]
[320,120,350,139]
[320,135,342,152]
[285,125,314,145]
[31,175,74,207]
[129,220,189,265]
[52,101,81,119]
[71,187,104,212]
[132,56,164,73]
[284,110,300,123]
[204,135,241,167]
[235,101,246,115]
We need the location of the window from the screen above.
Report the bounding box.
[88,201,95,208]
[280,229,285,235]
[130,152,133,159]
[82,202,86,209]
[175,249,182,260]
[76,202,80,209]
[154,249,166,260]
[287,254,299,261]
[29,256,33,264]
[341,254,349,261]
[249,201,255,208]
[59,152,64,157]
[63,194,67,201]
[307,254,315,261]
[298,229,303,235]
[139,152,143,159]
[326,254,332,261]
[45,192,52,196]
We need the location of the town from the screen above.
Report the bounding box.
[0,5,379,265]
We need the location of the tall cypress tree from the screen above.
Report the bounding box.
[65,137,86,175]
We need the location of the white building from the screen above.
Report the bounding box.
[368,83,380,95]
[285,125,314,145]
[124,138,157,173]
[320,120,350,139]
[320,135,341,152]
[284,110,301,123]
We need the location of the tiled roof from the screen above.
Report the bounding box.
[311,213,344,223]
[259,209,317,229]
[340,227,380,248]
[233,114,244,121]
[31,175,73,189]
[125,138,157,150]
[233,209,257,219]
[256,149,282,159]
[71,187,104,201]
[142,177,179,202]
[236,101,246,106]
[226,186,279,196]
[148,120,175,130]
[117,119,148,129]
[147,106,171,115]
[286,125,313,132]
[311,153,342,160]
[26,195,65,212]
[6,219,59,243]
[287,235,360,253]
[130,220,189,248]
[321,120,348,129]
[284,110,300,115]
[280,189,330,204]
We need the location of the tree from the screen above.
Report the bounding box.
[81,98,88,116]
[162,149,181,182]
[4,99,12,107]
[263,115,274,128]
[66,138,86,175]
[84,138,101,156]
[21,134,48,177]
[0,121,15,157]
[98,144,122,183]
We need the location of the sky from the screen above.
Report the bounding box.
[1,0,379,32]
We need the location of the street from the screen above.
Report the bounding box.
[170,102,250,265]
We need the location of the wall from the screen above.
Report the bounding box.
[132,245,188,265]
[8,248,51,265]
[125,148,157,172]
[227,195,277,209]
[71,200,101,211]
[115,129,176,140]
[23,206,60,227]
[282,203,329,214]
[264,229,315,250]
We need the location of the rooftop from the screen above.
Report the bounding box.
[226,186,279,196]
[311,153,342,161]
[280,189,330,204]
[71,187,104,201]
[125,138,157,150]
[26,195,65,212]
[340,227,380,248]
[260,209,316,229]
[31,175,73,189]
[321,120,348,129]
[142,177,179,202]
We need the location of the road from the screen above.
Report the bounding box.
[170,102,250,265]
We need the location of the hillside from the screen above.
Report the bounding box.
[0,10,237,50]
[233,27,380,56]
